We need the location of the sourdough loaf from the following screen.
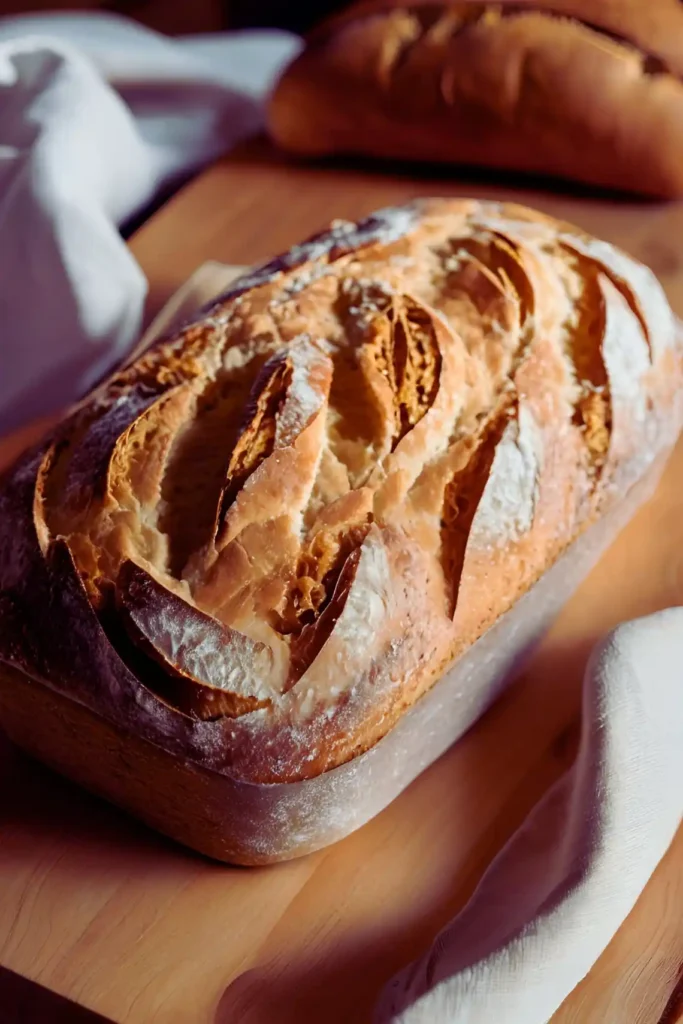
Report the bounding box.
[0,198,680,788]
[268,0,683,198]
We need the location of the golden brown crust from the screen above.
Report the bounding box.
[268,0,683,198]
[0,198,680,786]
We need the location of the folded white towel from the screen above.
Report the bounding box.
[376,610,683,1023]
[0,12,298,433]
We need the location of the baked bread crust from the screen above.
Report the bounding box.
[268,0,683,198]
[0,198,680,785]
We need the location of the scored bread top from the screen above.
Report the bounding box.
[0,198,680,783]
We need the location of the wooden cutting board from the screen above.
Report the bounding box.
[1,142,683,1024]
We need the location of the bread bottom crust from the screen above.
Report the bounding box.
[0,666,265,865]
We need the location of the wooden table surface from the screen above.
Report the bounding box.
[2,143,683,1024]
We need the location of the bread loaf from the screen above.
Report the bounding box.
[268,0,683,198]
[0,199,680,830]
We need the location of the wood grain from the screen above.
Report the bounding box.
[1,142,683,1023]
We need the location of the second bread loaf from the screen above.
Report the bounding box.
[269,0,683,197]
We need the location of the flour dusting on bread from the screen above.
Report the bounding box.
[470,406,542,546]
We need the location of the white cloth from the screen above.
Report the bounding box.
[0,12,299,432]
[376,610,683,1023]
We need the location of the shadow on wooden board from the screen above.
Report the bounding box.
[0,966,112,1023]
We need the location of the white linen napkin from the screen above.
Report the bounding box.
[0,12,299,433]
[375,610,683,1023]
[143,262,683,1024]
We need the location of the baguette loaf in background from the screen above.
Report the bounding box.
[269,0,683,198]
[0,199,680,861]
